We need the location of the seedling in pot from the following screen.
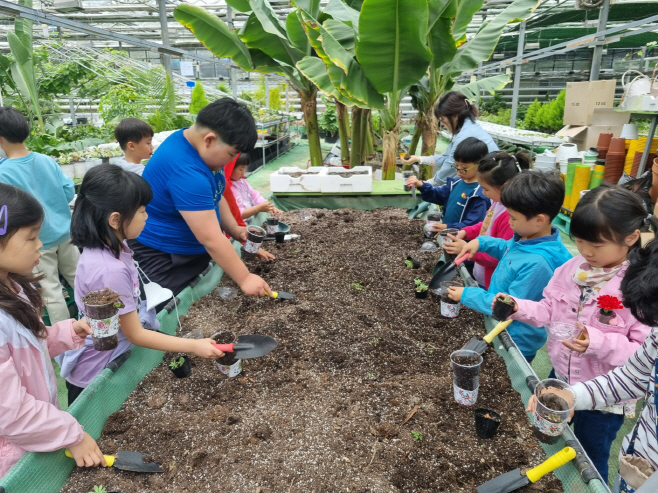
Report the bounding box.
[474,408,502,439]
[415,279,429,299]
[405,256,421,269]
[492,295,516,321]
[89,487,108,493]
[168,355,192,378]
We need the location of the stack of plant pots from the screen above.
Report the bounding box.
[603,138,626,184]
[596,132,613,160]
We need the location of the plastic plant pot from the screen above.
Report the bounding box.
[425,212,442,237]
[474,408,502,439]
[216,286,238,300]
[450,350,483,406]
[423,223,436,239]
[243,226,266,258]
[420,241,438,253]
[545,321,582,342]
[439,228,460,247]
[275,231,286,243]
[406,256,421,269]
[169,355,192,378]
[216,358,243,378]
[532,378,576,444]
[82,289,123,352]
[266,217,280,235]
[492,295,516,321]
[441,296,461,318]
[212,331,243,378]
[415,289,428,299]
[402,170,413,192]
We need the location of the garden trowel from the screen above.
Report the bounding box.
[65,449,163,473]
[463,320,513,355]
[428,253,470,289]
[212,334,277,359]
[476,447,576,493]
[267,290,296,300]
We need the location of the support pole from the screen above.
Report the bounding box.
[69,97,76,127]
[637,114,657,177]
[264,76,270,108]
[589,0,610,82]
[226,6,238,99]
[510,21,526,128]
[158,0,172,77]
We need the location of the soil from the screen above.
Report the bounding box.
[212,331,239,366]
[492,298,516,322]
[335,171,369,177]
[63,208,561,493]
[82,288,121,351]
[539,394,570,412]
[451,354,481,391]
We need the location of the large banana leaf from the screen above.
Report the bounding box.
[324,19,355,52]
[452,0,484,41]
[442,0,539,75]
[292,0,321,19]
[323,0,360,34]
[174,4,253,71]
[453,74,511,101]
[355,0,432,96]
[249,0,288,39]
[296,57,357,106]
[241,13,304,67]
[15,0,33,51]
[428,0,455,32]
[286,11,310,54]
[0,54,18,94]
[226,0,252,13]
[7,31,41,129]
[428,17,456,75]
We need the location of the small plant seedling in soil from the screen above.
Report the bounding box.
[411,431,423,441]
[369,337,381,346]
[492,295,516,321]
[89,486,107,493]
[414,279,428,292]
[351,281,365,291]
[169,357,186,370]
[405,259,414,269]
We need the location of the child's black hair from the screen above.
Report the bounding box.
[0,183,46,338]
[114,118,154,151]
[570,184,658,247]
[453,137,489,164]
[235,153,250,167]
[434,91,478,135]
[477,150,531,188]
[71,165,153,259]
[500,171,564,220]
[0,106,30,144]
[196,98,258,153]
[621,239,658,326]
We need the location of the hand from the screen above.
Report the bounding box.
[562,323,590,353]
[239,273,271,297]
[256,248,275,261]
[490,293,518,313]
[447,286,464,302]
[429,222,447,233]
[268,205,283,215]
[192,339,225,359]
[442,236,466,254]
[526,395,575,421]
[258,201,272,213]
[407,176,423,188]
[459,239,479,260]
[227,225,247,243]
[456,230,467,240]
[72,318,92,337]
[401,155,421,165]
[67,432,106,468]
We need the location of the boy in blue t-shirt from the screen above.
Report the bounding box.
[407,137,490,233]
[0,107,78,323]
[446,171,572,361]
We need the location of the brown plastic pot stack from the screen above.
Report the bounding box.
[596,132,613,160]
[651,157,658,205]
[630,151,643,178]
[604,138,626,184]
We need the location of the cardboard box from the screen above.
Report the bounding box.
[557,109,630,151]
[563,80,617,126]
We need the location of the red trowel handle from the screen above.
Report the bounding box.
[454,253,471,266]
[212,343,235,353]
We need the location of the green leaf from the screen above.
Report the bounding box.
[241,13,303,67]
[453,74,511,101]
[428,17,456,72]
[428,0,455,31]
[296,56,357,106]
[442,0,540,75]
[323,0,360,34]
[344,0,364,10]
[324,19,355,52]
[286,11,309,54]
[225,0,252,13]
[7,32,41,128]
[249,0,288,39]
[174,4,253,71]
[452,0,484,41]
[15,0,33,52]
[291,0,320,18]
[356,0,432,95]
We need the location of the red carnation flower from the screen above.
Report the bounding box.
[597,295,624,312]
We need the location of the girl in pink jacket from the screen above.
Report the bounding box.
[494,185,656,480]
[443,151,530,288]
[0,184,105,479]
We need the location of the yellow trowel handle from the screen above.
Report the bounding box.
[65,449,115,467]
[265,291,279,299]
[483,320,513,344]
[526,447,576,483]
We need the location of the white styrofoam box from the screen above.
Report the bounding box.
[270,166,327,192]
[321,166,372,193]
[642,96,658,112]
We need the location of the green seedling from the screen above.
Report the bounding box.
[351,281,365,291]
[370,337,382,346]
[411,431,423,441]
[405,259,414,269]
[428,348,434,355]
[367,372,377,380]
[89,486,107,493]
[291,248,301,254]
[414,279,428,293]
[169,356,186,370]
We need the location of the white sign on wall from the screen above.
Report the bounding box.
[180,61,194,77]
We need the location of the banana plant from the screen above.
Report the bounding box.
[174,0,325,166]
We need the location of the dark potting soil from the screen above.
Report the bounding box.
[212,331,239,366]
[337,170,369,177]
[81,288,122,308]
[82,288,121,351]
[452,355,481,391]
[63,208,561,493]
[539,393,570,412]
[492,298,516,321]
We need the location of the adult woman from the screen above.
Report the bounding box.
[402,91,498,185]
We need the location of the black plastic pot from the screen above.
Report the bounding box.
[169,355,192,378]
[325,133,338,144]
[474,408,501,439]
[275,231,286,243]
[406,256,421,269]
[492,298,515,321]
[266,217,280,235]
[415,289,428,299]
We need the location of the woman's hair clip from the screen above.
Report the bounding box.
[464,98,471,108]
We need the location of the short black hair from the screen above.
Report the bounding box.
[501,171,564,220]
[71,165,152,259]
[114,118,154,151]
[235,153,250,167]
[195,98,258,153]
[622,239,658,326]
[453,137,488,164]
[0,106,30,143]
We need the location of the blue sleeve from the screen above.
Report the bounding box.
[418,181,451,205]
[445,197,490,230]
[56,160,75,202]
[461,286,496,316]
[478,236,512,260]
[168,164,215,211]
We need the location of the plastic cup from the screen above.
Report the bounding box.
[266,217,279,235]
[402,170,413,192]
[545,321,581,342]
[439,228,460,247]
[450,350,483,406]
[532,378,576,444]
[243,225,266,257]
[425,212,442,237]
[474,408,502,439]
[216,286,238,300]
[420,241,438,253]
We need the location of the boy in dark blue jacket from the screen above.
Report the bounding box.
[407,137,490,233]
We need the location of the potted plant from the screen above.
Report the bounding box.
[596,295,624,325]
[492,295,516,321]
[168,355,192,378]
[414,279,428,299]
[405,256,421,269]
[57,154,75,180]
[319,106,339,144]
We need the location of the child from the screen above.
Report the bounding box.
[59,165,224,404]
[443,151,530,288]
[407,137,491,233]
[496,185,653,480]
[0,184,105,478]
[113,118,154,176]
[0,107,79,324]
[527,237,658,492]
[448,171,572,361]
[230,153,282,222]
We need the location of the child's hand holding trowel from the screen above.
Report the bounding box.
[458,238,480,260]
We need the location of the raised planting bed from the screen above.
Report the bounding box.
[63,208,561,493]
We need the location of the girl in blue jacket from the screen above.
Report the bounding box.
[407,137,491,233]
